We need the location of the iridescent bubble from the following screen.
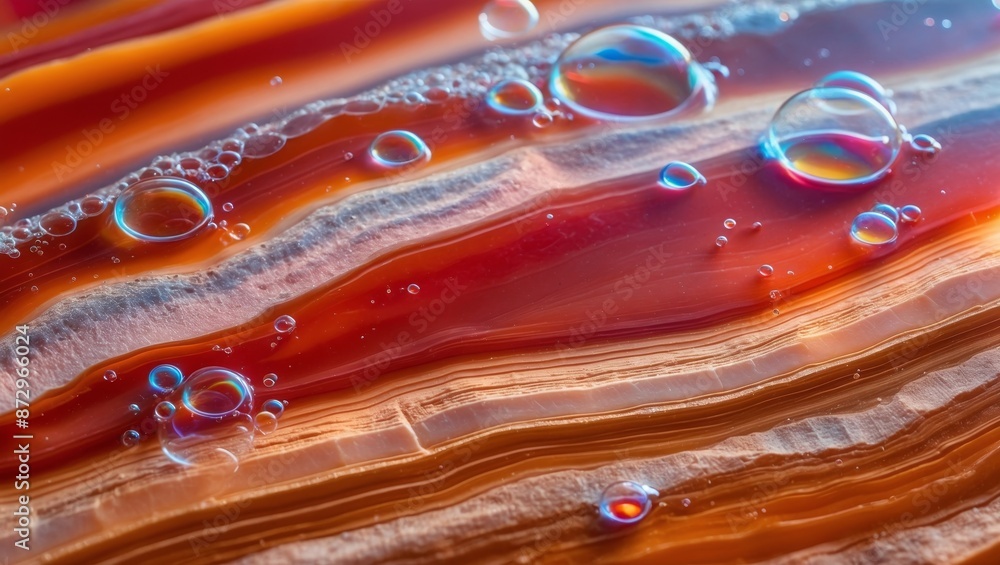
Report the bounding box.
[550,24,708,121]
[659,162,706,191]
[159,366,255,468]
[122,429,140,447]
[114,177,213,242]
[814,70,896,115]
[486,78,543,115]
[154,401,176,421]
[850,211,898,245]
[263,373,278,387]
[369,130,431,167]
[766,87,901,186]
[599,481,658,525]
[478,0,539,40]
[261,399,285,418]
[149,364,184,393]
[39,211,77,237]
[274,315,296,334]
[899,204,922,223]
[872,203,900,223]
[254,411,278,435]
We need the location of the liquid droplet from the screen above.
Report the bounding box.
[658,162,705,191]
[407,283,421,295]
[850,211,898,245]
[478,0,539,40]
[723,218,736,229]
[899,204,922,223]
[254,411,279,435]
[128,403,140,414]
[758,264,775,277]
[550,24,708,121]
[274,315,296,334]
[814,70,896,115]
[122,430,140,447]
[599,481,657,525]
[263,373,278,387]
[149,364,184,393]
[39,211,77,237]
[872,203,900,223]
[766,87,901,186]
[909,134,941,154]
[114,178,213,242]
[715,236,728,248]
[269,76,282,87]
[103,370,118,383]
[229,223,251,241]
[222,202,234,212]
[369,130,431,167]
[154,401,176,421]
[486,78,543,115]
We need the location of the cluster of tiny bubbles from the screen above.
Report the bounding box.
[149,364,185,393]
[485,78,543,115]
[157,367,255,470]
[274,314,297,334]
[114,177,214,242]
[479,0,539,41]
[630,3,797,45]
[254,399,287,435]
[598,481,659,526]
[279,105,331,139]
[765,81,902,187]
[549,24,715,122]
[659,162,706,192]
[121,429,141,447]
[369,130,431,167]
[263,373,278,387]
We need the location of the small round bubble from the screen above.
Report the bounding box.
[407,283,420,295]
[274,315,296,334]
[222,202,234,212]
[850,211,898,245]
[154,401,176,421]
[659,162,705,191]
[263,373,278,387]
[758,264,775,277]
[550,24,704,121]
[40,211,77,237]
[724,218,736,229]
[486,78,543,115]
[122,429,140,447]
[766,87,901,186]
[229,223,251,241]
[478,0,539,40]
[872,203,900,223]
[104,370,118,382]
[899,204,922,223]
[149,364,184,393]
[80,196,107,216]
[715,236,728,248]
[599,481,657,525]
[909,134,941,154]
[254,411,279,435]
[261,399,285,417]
[114,178,213,242]
[369,130,430,167]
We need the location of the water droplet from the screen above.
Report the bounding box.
[274,315,296,334]
[269,76,282,87]
[154,401,176,421]
[254,411,279,435]
[39,211,77,237]
[128,403,140,414]
[122,429,140,447]
[681,497,691,507]
[104,370,118,383]
[369,130,431,167]
[229,223,251,241]
[814,70,896,115]
[723,218,736,229]
[766,87,901,186]
[658,162,705,191]
[149,364,184,393]
[407,283,421,295]
[872,203,900,223]
[222,202,234,212]
[263,373,278,387]
[486,78,543,115]
[850,211,898,245]
[158,367,254,468]
[599,481,657,525]
[909,134,941,154]
[899,204,922,223]
[751,221,763,231]
[769,290,783,301]
[478,0,539,40]
[261,399,285,417]
[114,178,213,242]
[758,264,775,277]
[550,24,708,121]
[715,236,728,248]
